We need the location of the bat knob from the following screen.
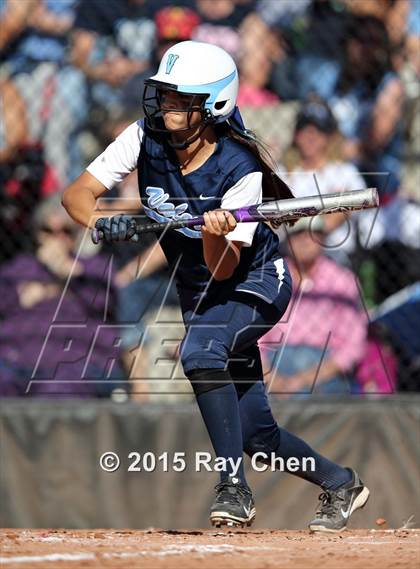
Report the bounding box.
[91,228,103,244]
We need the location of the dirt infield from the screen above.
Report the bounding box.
[0,529,419,569]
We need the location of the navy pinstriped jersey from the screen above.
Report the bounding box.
[137,121,288,309]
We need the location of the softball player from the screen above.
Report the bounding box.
[63,41,369,531]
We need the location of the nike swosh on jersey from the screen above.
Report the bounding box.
[87,119,288,310]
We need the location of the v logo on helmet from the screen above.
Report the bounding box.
[165,54,179,74]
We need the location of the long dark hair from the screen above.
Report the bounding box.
[216,123,294,202]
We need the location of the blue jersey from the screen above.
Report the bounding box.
[137,121,287,310]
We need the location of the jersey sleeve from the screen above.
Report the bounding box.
[221,172,263,247]
[86,120,144,189]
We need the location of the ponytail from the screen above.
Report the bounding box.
[215,108,294,202]
[227,126,294,202]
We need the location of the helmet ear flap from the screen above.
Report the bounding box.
[207,73,238,122]
[215,100,228,110]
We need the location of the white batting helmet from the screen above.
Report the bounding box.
[143,41,239,130]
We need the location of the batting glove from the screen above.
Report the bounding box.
[94,215,139,243]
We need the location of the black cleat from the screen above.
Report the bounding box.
[309,469,370,533]
[210,476,256,528]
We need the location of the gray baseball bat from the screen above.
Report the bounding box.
[91,188,379,243]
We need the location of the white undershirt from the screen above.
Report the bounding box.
[86,121,263,246]
[87,121,143,188]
